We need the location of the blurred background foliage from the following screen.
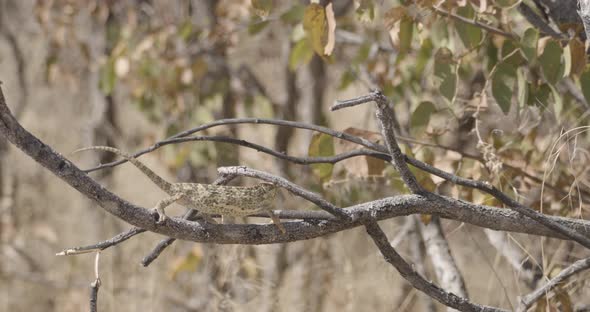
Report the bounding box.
[1,0,590,311]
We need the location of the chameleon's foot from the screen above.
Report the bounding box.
[267,211,286,235]
[153,193,184,224]
[275,222,287,235]
[154,208,167,224]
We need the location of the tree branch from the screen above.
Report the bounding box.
[3,83,589,247]
[332,90,424,194]
[433,6,518,40]
[517,3,568,40]
[419,217,469,307]
[365,221,507,312]
[518,256,590,311]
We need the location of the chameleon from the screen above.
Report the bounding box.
[73,146,286,234]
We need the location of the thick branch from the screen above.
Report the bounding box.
[419,217,469,306]
[365,221,506,312]
[2,86,590,246]
[407,158,590,249]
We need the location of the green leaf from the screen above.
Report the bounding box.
[491,62,516,114]
[353,43,371,65]
[289,39,314,71]
[398,16,414,58]
[539,40,564,85]
[520,28,539,63]
[433,48,457,102]
[415,38,433,76]
[248,20,270,35]
[338,69,357,90]
[501,40,524,65]
[411,101,436,137]
[281,4,305,23]
[494,0,518,7]
[517,67,529,108]
[303,3,327,56]
[455,5,482,50]
[528,83,551,109]
[308,133,334,183]
[581,68,590,105]
[99,58,116,95]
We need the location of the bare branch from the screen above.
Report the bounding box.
[78,116,589,204]
[332,90,424,194]
[518,257,590,311]
[89,253,101,312]
[517,2,568,40]
[365,221,507,312]
[82,118,385,173]
[433,6,518,40]
[56,227,147,256]
[2,85,590,248]
[419,217,469,308]
[408,158,590,249]
[89,278,100,312]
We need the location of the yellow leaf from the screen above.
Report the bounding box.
[420,214,432,224]
[308,132,335,182]
[168,246,203,280]
[303,4,328,56]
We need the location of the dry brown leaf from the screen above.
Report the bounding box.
[335,128,385,177]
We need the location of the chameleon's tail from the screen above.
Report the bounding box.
[73,146,173,192]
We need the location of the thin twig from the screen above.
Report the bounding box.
[89,252,101,312]
[82,118,384,173]
[433,6,518,40]
[518,257,590,311]
[365,221,507,312]
[56,227,147,256]
[81,116,589,202]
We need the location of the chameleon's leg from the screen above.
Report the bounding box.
[266,210,286,234]
[154,193,185,224]
[221,215,236,225]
